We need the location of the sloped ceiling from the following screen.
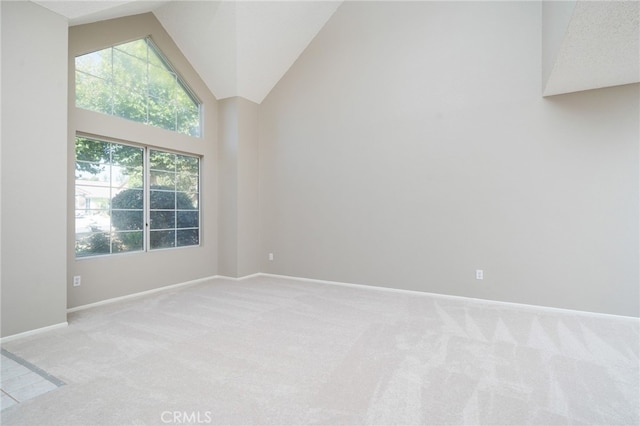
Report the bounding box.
[31,0,639,103]
[153,1,342,103]
[32,0,341,104]
[543,0,639,96]
[31,0,169,24]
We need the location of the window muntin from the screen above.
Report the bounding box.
[75,38,201,137]
[75,136,200,258]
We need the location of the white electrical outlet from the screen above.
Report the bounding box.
[268,253,274,261]
[475,270,484,280]
[73,275,82,287]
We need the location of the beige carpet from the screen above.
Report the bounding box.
[1,275,638,425]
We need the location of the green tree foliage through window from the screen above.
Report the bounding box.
[75,38,201,137]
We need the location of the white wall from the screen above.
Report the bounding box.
[542,1,576,92]
[1,1,68,336]
[259,1,639,316]
[68,14,218,308]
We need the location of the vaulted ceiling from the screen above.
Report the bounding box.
[32,0,639,103]
[543,0,639,96]
[153,1,342,103]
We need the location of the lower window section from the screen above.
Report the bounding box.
[150,230,175,249]
[149,228,200,250]
[177,229,199,247]
[76,231,144,257]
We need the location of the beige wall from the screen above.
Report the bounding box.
[218,98,239,276]
[1,1,69,336]
[218,97,260,277]
[236,98,260,277]
[259,1,639,316]
[68,14,218,308]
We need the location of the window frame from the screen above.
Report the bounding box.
[74,134,201,259]
[147,147,201,251]
[74,36,203,138]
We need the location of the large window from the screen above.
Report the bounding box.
[75,136,200,258]
[75,37,201,137]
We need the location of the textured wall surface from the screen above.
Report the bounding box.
[544,1,640,95]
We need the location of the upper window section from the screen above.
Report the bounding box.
[75,38,201,137]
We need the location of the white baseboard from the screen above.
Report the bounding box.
[256,273,639,322]
[67,275,219,313]
[0,322,68,344]
[10,271,634,343]
[215,273,262,281]
[67,274,263,314]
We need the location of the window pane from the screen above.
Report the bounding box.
[176,91,200,137]
[75,211,108,233]
[75,233,92,257]
[177,229,199,247]
[176,173,198,193]
[146,43,192,131]
[114,39,148,61]
[150,151,175,171]
[150,190,175,210]
[75,50,111,79]
[150,170,175,187]
[176,155,199,174]
[76,232,111,257]
[150,230,175,249]
[76,184,111,199]
[112,166,143,189]
[147,41,167,69]
[76,72,112,115]
[113,86,147,122]
[149,96,177,132]
[112,231,143,253]
[150,211,175,230]
[113,48,147,90]
[112,144,143,167]
[112,188,143,210]
[75,37,201,137]
[177,211,198,229]
[76,186,111,209]
[76,138,110,163]
[75,163,109,182]
[149,65,176,100]
[177,192,198,210]
[111,210,144,231]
